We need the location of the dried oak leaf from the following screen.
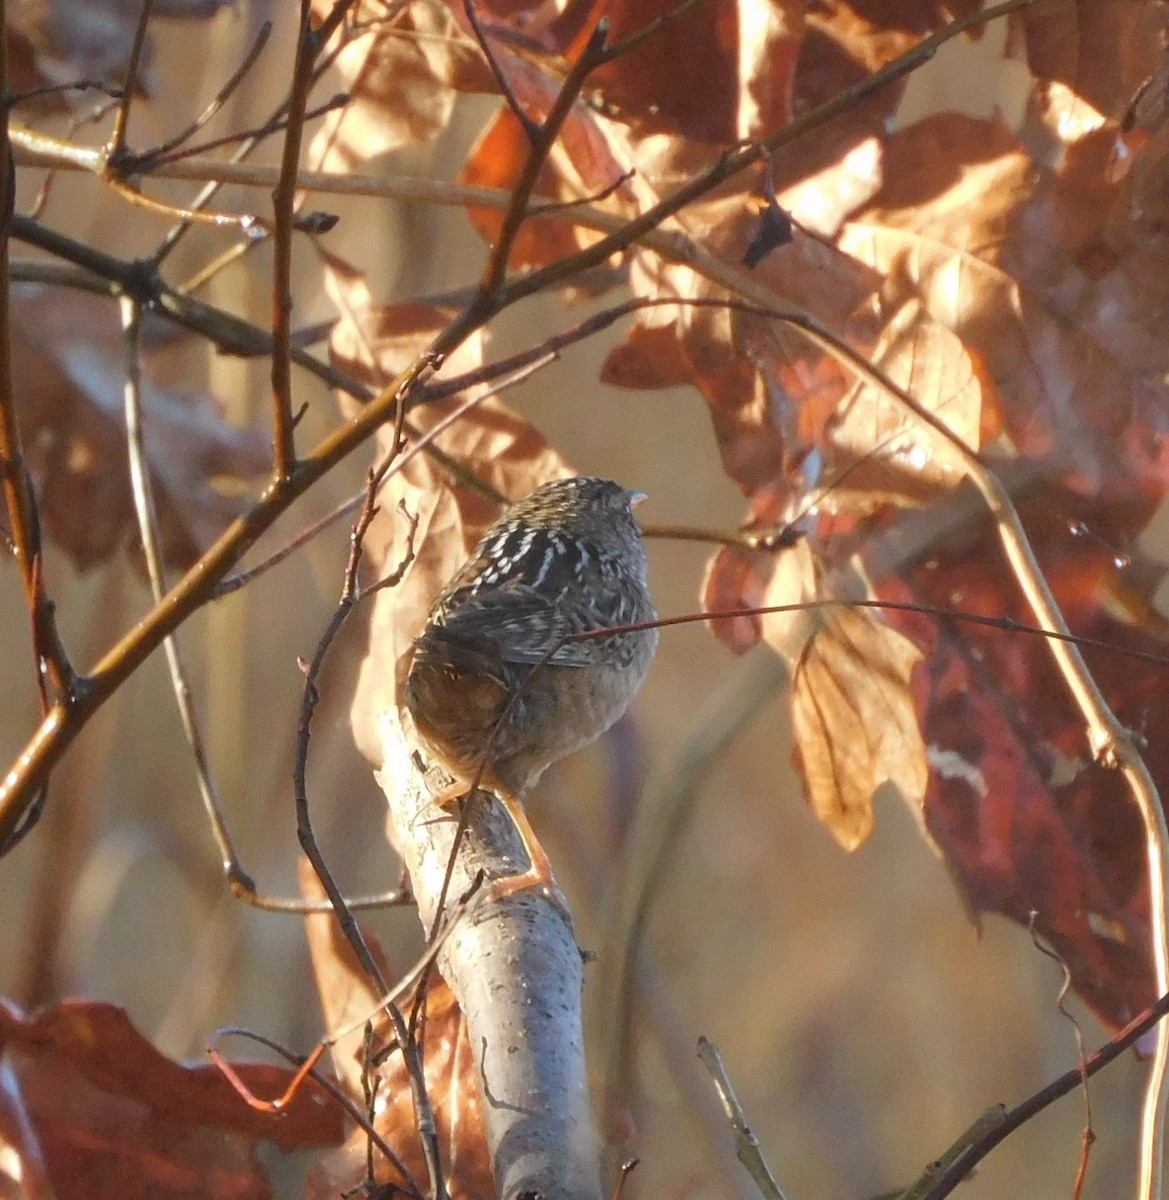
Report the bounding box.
[0,998,343,1200]
[311,0,492,168]
[5,285,268,571]
[834,113,1169,524]
[1018,0,1164,120]
[579,0,804,143]
[788,566,927,851]
[871,484,1169,1031]
[304,973,492,1200]
[604,144,883,498]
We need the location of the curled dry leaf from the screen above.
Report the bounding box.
[786,553,927,851]
[304,973,493,1200]
[310,0,493,169]
[3,286,268,571]
[0,998,342,1200]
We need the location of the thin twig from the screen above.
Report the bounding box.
[270,0,320,480]
[146,5,352,268]
[0,1,74,745]
[462,0,538,142]
[215,365,542,597]
[135,21,274,166]
[105,0,153,162]
[1029,914,1095,1200]
[744,308,1168,1200]
[8,214,501,501]
[146,93,350,171]
[119,295,409,914]
[478,18,613,298]
[697,1036,788,1200]
[894,1107,1009,1200]
[119,295,250,889]
[919,989,1169,1200]
[107,175,263,231]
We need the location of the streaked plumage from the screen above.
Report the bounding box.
[405,476,658,799]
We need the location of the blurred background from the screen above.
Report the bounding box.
[0,4,1152,1198]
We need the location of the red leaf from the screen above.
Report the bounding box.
[0,1000,343,1200]
[873,486,1169,1030]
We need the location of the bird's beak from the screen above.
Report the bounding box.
[629,490,648,507]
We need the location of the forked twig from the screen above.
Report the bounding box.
[135,21,275,166]
[210,1040,328,1113]
[119,296,409,914]
[918,988,1169,1200]
[118,294,244,887]
[477,19,613,298]
[894,1106,1008,1200]
[294,482,446,1199]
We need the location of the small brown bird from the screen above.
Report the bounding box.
[404,476,658,896]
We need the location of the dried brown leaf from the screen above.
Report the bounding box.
[600,317,693,390]
[582,0,804,142]
[0,999,342,1200]
[790,601,926,850]
[311,0,492,169]
[304,976,493,1200]
[1019,0,1163,120]
[462,107,606,269]
[5,286,268,571]
[843,113,1169,504]
[873,484,1169,1029]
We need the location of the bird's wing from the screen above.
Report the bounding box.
[434,580,637,669]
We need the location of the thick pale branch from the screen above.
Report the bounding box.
[376,714,601,1200]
